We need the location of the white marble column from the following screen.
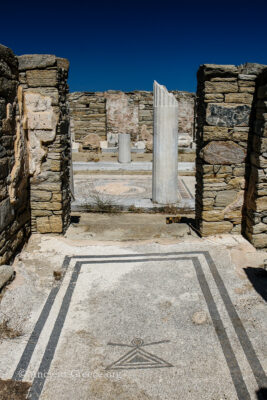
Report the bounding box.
[152,81,178,204]
[118,133,131,163]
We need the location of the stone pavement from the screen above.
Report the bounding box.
[72,174,195,212]
[0,216,267,400]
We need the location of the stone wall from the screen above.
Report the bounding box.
[18,54,71,234]
[0,45,30,265]
[68,92,106,142]
[195,63,266,238]
[68,90,195,150]
[244,68,267,248]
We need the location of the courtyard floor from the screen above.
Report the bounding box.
[0,214,267,400]
[72,160,195,212]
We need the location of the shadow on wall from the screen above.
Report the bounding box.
[244,267,267,303]
[256,388,267,399]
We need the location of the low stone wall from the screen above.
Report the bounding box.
[195,63,266,238]
[68,89,195,151]
[244,68,267,248]
[18,54,71,234]
[0,45,30,264]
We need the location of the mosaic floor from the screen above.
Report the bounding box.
[2,236,266,400]
[72,175,195,211]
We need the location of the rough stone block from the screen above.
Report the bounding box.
[36,216,51,233]
[255,196,267,212]
[49,215,63,233]
[201,221,233,236]
[204,94,224,103]
[31,201,62,210]
[203,126,230,141]
[205,81,238,94]
[225,93,253,104]
[31,190,52,201]
[25,88,59,105]
[18,54,56,71]
[56,58,69,71]
[0,77,17,101]
[0,198,13,230]
[206,103,251,127]
[202,210,224,221]
[215,190,238,207]
[200,141,246,165]
[26,69,58,87]
[251,233,267,248]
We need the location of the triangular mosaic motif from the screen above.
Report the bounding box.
[106,338,173,370]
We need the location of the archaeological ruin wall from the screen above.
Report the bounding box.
[0,45,31,264]
[68,90,195,151]
[243,68,267,248]
[18,54,71,234]
[195,63,267,244]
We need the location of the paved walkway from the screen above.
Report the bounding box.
[1,219,267,400]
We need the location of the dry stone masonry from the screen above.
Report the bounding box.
[244,68,267,248]
[18,54,71,234]
[0,45,30,265]
[1,39,267,265]
[195,63,266,240]
[68,90,195,152]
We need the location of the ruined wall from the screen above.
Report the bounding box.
[244,68,267,248]
[0,45,30,265]
[68,92,106,142]
[18,54,71,234]
[195,63,266,237]
[68,90,195,150]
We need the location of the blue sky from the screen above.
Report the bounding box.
[1,0,267,93]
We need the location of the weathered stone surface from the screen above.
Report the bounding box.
[252,223,267,234]
[0,44,18,71]
[255,196,267,212]
[36,215,62,233]
[225,93,253,104]
[215,190,238,207]
[82,133,101,150]
[251,233,267,248]
[200,141,246,165]
[31,190,52,201]
[31,201,61,210]
[238,74,257,81]
[0,198,13,231]
[239,63,266,76]
[205,81,238,94]
[0,77,17,101]
[203,126,230,141]
[56,58,69,71]
[201,221,233,236]
[105,91,139,139]
[26,69,58,87]
[202,210,224,221]
[206,103,251,127]
[204,94,224,102]
[25,87,59,105]
[0,265,14,289]
[198,64,238,79]
[18,54,56,71]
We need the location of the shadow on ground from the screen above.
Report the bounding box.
[256,388,267,399]
[244,267,267,302]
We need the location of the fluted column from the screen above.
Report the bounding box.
[152,81,178,204]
